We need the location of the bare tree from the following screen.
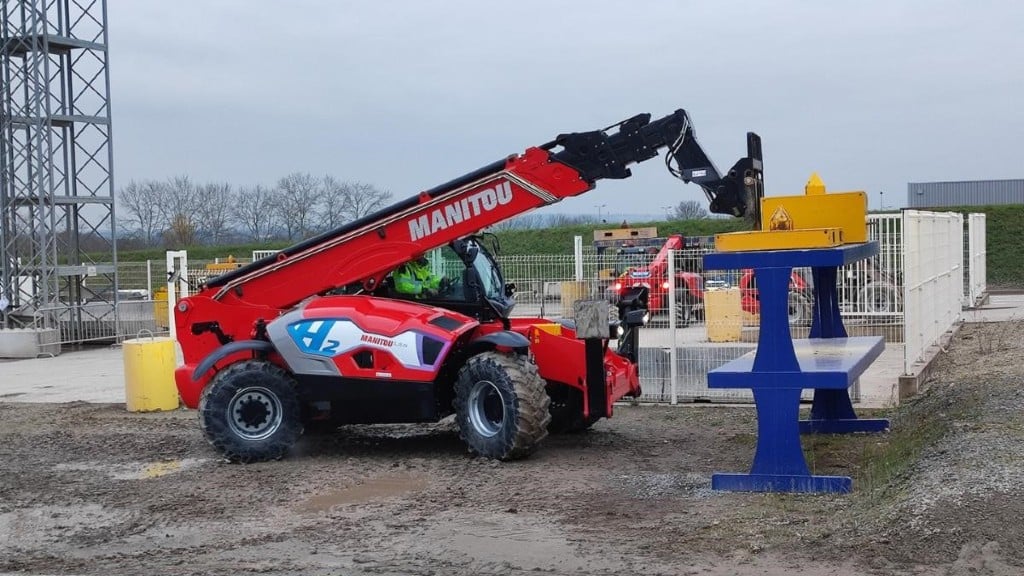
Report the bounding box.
[340,181,392,220]
[196,182,235,245]
[673,200,708,220]
[165,213,199,247]
[318,175,350,231]
[274,172,322,240]
[235,184,279,242]
[117,180,163,246]
[488,213,546,231]
[159,175,204,246]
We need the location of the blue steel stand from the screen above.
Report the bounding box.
[704,242,890,494]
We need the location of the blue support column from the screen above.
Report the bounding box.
[800,266,890,435]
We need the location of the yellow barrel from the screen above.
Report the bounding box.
[559,281,589,318]
[704,288,743,342]
[123,335,180,412]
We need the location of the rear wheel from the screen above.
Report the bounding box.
[787,291,813,326]
[454,352,550,460]
[199,360,303,463]
[674,292,696,327]
[860,282,898,313]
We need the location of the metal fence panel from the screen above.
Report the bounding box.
[965,214,987,307]
[903,211,963,374]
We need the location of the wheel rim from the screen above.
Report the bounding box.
[866,286,893,312]
[467,379,505,438]
[788,294,808,323]
[227,386,284,441]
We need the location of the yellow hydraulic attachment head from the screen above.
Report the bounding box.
[714,174,868,252]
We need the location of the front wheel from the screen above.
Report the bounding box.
[454,352,551,460]
[199,360,303,463]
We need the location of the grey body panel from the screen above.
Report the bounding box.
[266,305,342,377]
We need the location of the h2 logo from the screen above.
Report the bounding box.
[288,320,341,356]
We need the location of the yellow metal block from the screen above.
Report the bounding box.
[532,323,563,337]
[760,191,867,243]
[704,288,742,342]
[714,228,844,252]
[592,226,658,243]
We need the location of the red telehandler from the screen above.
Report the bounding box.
[173,109,764,462]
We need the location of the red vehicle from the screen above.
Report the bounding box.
[173,109,765,462]
[608,235,813,325]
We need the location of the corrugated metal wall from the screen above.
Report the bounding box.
[907,179,1024,208]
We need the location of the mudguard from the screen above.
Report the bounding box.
[192,340,275,381]
[469,330,529,350]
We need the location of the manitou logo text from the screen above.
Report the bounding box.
[360,334,394,347]
[408,181,514,241]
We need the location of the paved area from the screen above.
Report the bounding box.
[1,295,1020,407]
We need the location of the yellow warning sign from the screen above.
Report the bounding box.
[769,206,793,231]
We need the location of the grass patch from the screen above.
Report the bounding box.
[850,386,979,499]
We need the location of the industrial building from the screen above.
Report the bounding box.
[907,179,1024,208]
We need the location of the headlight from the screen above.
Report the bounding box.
[612,282,622,292]
[661,281,670,290]
[608,321,625,339]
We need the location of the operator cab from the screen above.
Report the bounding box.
[384,238,515,322]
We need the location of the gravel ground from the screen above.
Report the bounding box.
[1,321,1022,575]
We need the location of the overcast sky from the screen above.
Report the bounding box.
[109,0,1024,221]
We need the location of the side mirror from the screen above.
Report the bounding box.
[504,282,517,297]
[622,308,650,327]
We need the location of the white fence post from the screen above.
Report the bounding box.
[668,249,678,405]
[166,250,189,340]
[573,236,583,282]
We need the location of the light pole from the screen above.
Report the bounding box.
[879,190,884,211]
[595,203,606,222]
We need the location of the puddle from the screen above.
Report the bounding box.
[301,474,427,512]
[55,458,208,480]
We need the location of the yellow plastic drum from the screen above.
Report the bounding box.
[560,281,589,318]
[123,335,180,412]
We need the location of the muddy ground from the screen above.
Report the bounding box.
[1,321,1023,575]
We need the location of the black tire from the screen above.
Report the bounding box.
[453,352,551,460]
[675,292,695,327]
[547,385,597,434]
[787,291,813,326]
[860,282,898,314]
[199,360,303,463]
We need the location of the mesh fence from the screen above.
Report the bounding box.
[109,225,931,403]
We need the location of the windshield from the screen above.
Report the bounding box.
[616,250,654,273]
[471,248,504,301]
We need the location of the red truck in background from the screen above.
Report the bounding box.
[605,233,813,326]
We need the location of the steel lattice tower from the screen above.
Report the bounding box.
[1,0,116,341]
